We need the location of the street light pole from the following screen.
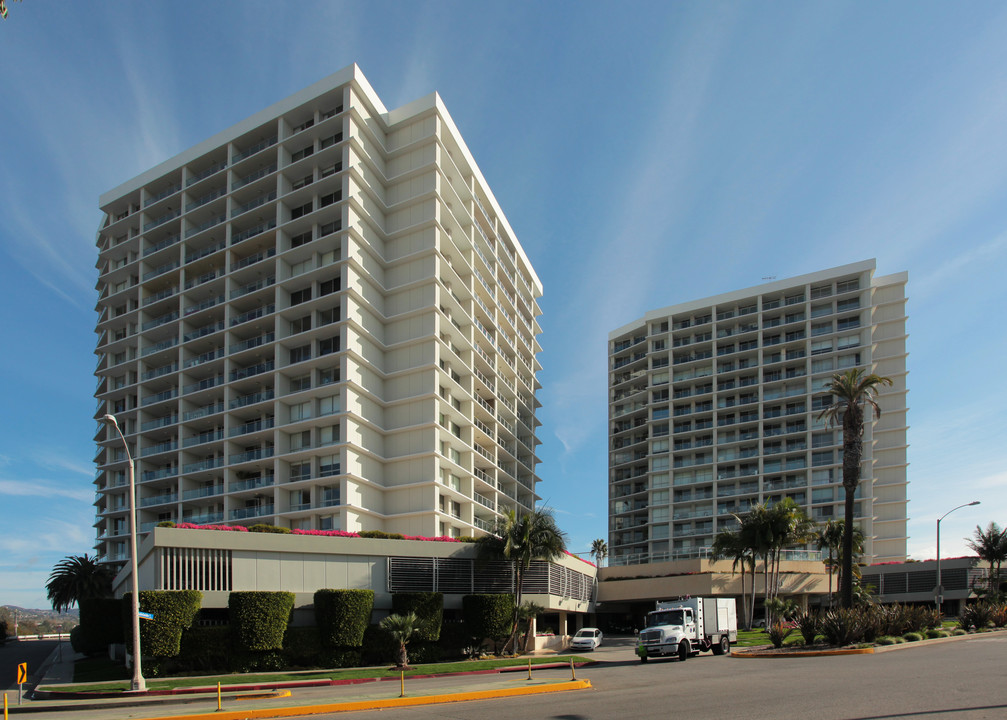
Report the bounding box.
[936,500,981,615]
[103,414,146,692]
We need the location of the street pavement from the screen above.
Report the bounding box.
[11,632,1007,719]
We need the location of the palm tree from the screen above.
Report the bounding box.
[380,612,419,668]
[477,509,567,654]
[815,519,865,608]
[816,520,844,608]
[966,522,1007,597]
[818,368,892,608]
[739,503,775,625]
[517,601,546,653]
[590,538,608,567]
[712,526,755,629]
[45,554,115,613]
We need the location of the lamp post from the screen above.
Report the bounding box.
[936,500,980,615]
[103,414,146,692]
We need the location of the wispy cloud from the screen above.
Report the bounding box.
[0,479,93,503]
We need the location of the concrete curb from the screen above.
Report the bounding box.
[732,647,873,658]
[131,679,593,720]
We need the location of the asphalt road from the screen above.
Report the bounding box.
[309,634,1007,720]
[0,639,58,694]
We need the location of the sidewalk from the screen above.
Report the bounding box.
[14,647,592,719]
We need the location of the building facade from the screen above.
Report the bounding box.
[93,65,543,565]
[608,260,908,566]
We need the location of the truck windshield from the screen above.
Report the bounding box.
[647,609,685,628]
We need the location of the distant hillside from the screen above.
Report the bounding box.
[2,606,79,635]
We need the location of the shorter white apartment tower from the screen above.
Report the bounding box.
[608,260,908,566]
[93,65,543,565]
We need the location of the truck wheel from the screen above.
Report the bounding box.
[678,641,690,662]
[712,636,730,656]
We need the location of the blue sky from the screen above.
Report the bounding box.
[2,1,1005,609]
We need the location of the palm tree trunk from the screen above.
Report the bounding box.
[840,486,856,608]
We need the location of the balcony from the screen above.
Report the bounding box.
[229,447,274,464]
[230,504,275,520]
[182,457,224,473]
[229,474,275,492]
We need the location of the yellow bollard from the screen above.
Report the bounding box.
[217,682,222,711]
[400,670,405,698]
[570,657,576,681]
[527,658,533,680]
[4,691,8,720]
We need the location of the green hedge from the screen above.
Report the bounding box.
[360,623,397,665]
[462,594,513,650]
[123,590,202,657]
[179,625,232,672]
[229,591,295,651]
[314,589,374,647]
[282,625,323,668]
[357,530,404,540]
[248,524,292,533]
[76,598,124,655]
[392,592,443,641]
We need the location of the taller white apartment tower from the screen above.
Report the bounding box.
[608,260,908,566]
[93,65,543,565]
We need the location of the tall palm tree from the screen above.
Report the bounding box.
[712,526,755,629]
[477,509,567,654]
[590,538,608,567]
[740,503,775,624]
[815,519,865,608]
[45,554,115,613]
[965,522,1007,597]
[818,368,892,608]
[380,612,419,668]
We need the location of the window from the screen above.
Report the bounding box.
[811,322,832,336]
[319,306,339,325]
[319,394,339,415]
[290,288,312,305]
[811,358,834,374]
[319,366,339,385]
[652,439,669,454]
[812,450,834,467]
[289,461,311,481]
[319,454,339,476]
[318,335,339,355]
[319,424,339,445]
[290,374,311,392]
[289,430,311,451]
[652,371,669,385]
[292,175,313,191]
[837,333,860,350]
[291,316,311,334]
[320,278,339,295]
[290,230,312,247]
[836,279,860,293]
[291,145,314,162]
[837,352,861,369]
[319,220,340,236]
[289,344,311,363]
[320,191,340,207]
[290,201,312,219]
[320,163,340,178]
[289,400,311,421]
[811,340,833,356]
[319,132,342,149]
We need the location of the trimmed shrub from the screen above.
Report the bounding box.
[357,530,405,540]
[875,636,898,646]
[282,625,323,668]
[229,591,295,651]
[925,628,944,639]
[319,648,362,668]
[795,611,819,645]
[439,619,475,660]
[408,641,443,664]
[952,628,968,636]
[124,590,202,657]
[248,524,292,534]
[230,651,286,673]
[314,589,374,647]
[462,594,513,653]
[360,623,397,665]
[77,597,124,655]
[902,631,922,642]
[457,536,479,544]
[392,592,443,642]
[179,625,232,672]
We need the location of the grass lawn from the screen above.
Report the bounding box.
[64,655,593,693]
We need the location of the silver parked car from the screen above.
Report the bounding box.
[569,627,603,651]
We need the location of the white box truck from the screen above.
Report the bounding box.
[636,597,737,662]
